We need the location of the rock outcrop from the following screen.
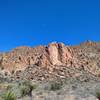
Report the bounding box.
[1,41,100,100]
[0,41,100,81]
[48,42,73,65]
[0,42,73,73]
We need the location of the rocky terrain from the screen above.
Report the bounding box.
[0,41,100,100]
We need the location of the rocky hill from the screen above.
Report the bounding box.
[1,41,100,100]
[0,41,100,81]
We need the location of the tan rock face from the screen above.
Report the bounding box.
[58,43,73,63]
[1,41,100,81]
[48,43,62,65]
[0,42,73,72]
[47,42,73,65]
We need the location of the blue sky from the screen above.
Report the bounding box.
[0,0,100,51]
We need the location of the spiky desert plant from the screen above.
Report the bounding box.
[20,80,37,100]
[2,91,17,100]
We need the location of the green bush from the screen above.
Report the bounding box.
[20,85,30,97]
[50,81,63,91]
[6,85,13,90]
[96,91,100,100]
[2,91,17,100]
[20,80,37,98]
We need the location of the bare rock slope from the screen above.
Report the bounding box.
[0,41,100,81]
[0,42,73,71]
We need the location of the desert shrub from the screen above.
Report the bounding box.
[20,80,37,98]
[20,85,29,97]
[2,91,17,100]
[96,91,100,100]
[50,81,63,91]
[6,84,13,90]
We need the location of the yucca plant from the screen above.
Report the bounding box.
[20,80,37,100]
[2,91,17,100]
[20,85,29,97]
